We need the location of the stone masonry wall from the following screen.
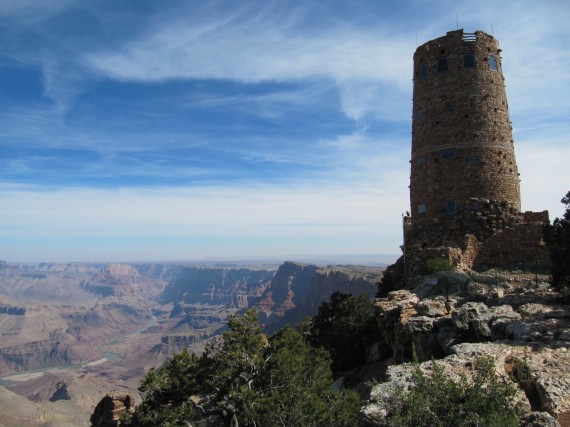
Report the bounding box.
[410,29,520,236]
[405,198,522,249]
[403,209,549,278]
[403,30,547,279]
[473,221,550,269]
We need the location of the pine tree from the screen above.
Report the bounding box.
[127,309,361,426]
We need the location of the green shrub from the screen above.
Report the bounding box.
[422,257,455,275]
[305,292,378,374]
[127,309,361,426]
[387,355,522,427]
[545,190,570,290]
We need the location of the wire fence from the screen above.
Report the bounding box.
[406,260,552,297]
[467,262,552,287]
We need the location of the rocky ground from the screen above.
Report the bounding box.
[360,281,570,426]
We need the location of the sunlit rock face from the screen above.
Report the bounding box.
[254,262,382,331]
[160,267,275,306]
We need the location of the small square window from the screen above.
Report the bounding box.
[415,156,427,165]
[446,200,457,214]
[489,55,498,71]
[447,105,455,113]
[419,64,427,80]
[415,109,424,123]
[441,148,456,159]
[464,155,481,163]
[418,203,427,214]
[437,58,449,72]
[464,54,476,68]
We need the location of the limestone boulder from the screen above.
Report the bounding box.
[360,363,415,426]
[415,298,448,317]
[505,320,551,342]
[406,316,434,334]
[374,292,446,362]
[519,412,561,427]
[519,303,554,319]
[452,302,521,340]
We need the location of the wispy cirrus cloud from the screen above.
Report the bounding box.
[82,2,413,122]
[85,10,411,84]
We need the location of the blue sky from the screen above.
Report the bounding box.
[1,0,569,262]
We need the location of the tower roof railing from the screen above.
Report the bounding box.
[462,32,477,43]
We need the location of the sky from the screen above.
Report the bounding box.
[1,0,569,263]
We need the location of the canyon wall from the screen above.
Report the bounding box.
[253,262,382,331]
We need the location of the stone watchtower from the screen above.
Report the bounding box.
[403,30,548,275]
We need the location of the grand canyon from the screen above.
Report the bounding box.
[0,260,382,426]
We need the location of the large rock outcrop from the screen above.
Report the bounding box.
[90,392,138,427]
[363,287,570,426]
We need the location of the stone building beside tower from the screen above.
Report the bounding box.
[403,29,549,277]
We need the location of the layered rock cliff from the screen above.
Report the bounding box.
[253,262,382,331]
[160,266,275,306]
[80,263,168,299]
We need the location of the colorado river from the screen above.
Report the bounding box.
[0,314,159,388]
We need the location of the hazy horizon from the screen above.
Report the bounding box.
[0,252,397,267]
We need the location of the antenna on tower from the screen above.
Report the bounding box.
[456,12,459,30]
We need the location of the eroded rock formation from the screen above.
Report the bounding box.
[90,392,138,427]
[363,286,570,426]
[254,262,382,331]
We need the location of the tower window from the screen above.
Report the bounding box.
[437,58,449,72]
[489,55,498,71]
[464,54,476,68]
[441,148,456,159]
[446,200,457,214]
[419,64,427,80]
[417,203,427,214]
[447,105,455,113]
[464,156,481,163]
[415,156,427,165]
[415,109,424,123]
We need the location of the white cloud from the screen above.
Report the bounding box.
[83,5,413,121]
[85,22,411,85]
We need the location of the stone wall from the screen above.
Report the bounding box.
[405,198,523,249]
[410,30,520,236]
[473,221,550,269]
[403,208,550,278]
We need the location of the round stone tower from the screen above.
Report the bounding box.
[408,29,521,248]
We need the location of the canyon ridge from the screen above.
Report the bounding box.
[0,260,382,426]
